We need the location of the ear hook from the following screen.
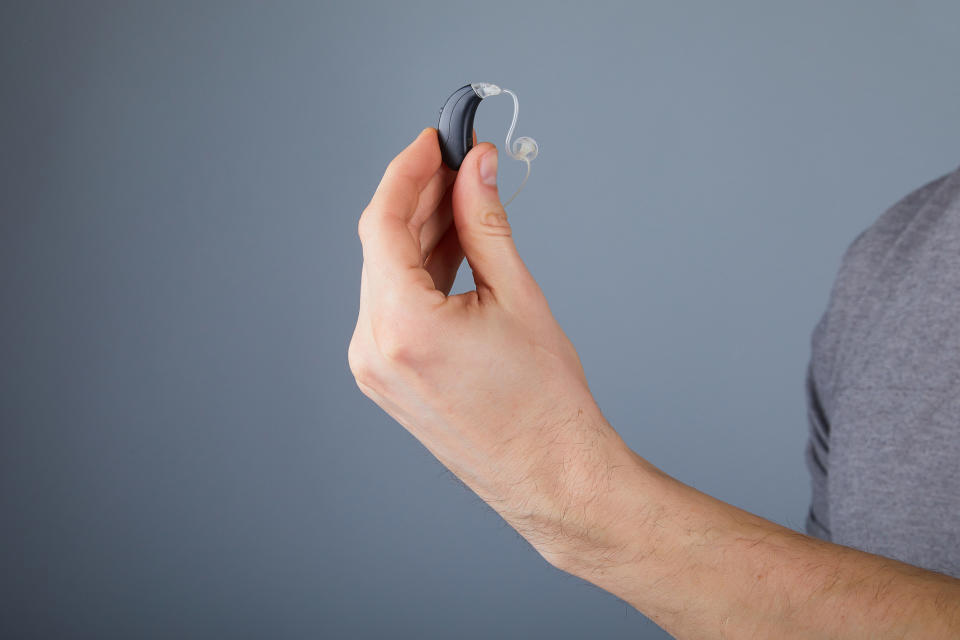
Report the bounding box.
[437,82,538,206]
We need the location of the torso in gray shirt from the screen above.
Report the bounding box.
[805,164,960,578]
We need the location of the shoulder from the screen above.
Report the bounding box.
[809,165,960,405]
[837,166,959,288]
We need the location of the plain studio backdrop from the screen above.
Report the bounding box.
[2,1,959,638]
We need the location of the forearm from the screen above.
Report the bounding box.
[523,418,960,639]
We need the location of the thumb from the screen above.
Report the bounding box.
[452,142,534,305]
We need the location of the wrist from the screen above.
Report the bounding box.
[536,446,667,574]
[500,410,664,574]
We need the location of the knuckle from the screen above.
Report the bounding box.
[372,313,433,368]
[385,156,401,175]
[478,208,513,237]
[377,329,412,365]
[357,209,372,242]
[347,339,377,388]
[383,159,407,185]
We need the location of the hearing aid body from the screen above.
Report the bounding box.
[437,82,537,206]
[437,84,483,170]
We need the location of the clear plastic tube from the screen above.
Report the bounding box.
[501,88,537,207]
[470,83,537,207]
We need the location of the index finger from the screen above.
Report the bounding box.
[359,127,445,303]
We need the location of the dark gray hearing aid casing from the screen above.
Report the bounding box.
[437,84,482,170]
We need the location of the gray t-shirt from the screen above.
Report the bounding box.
[805,164,960,578]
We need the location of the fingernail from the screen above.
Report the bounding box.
[479,148,498,187]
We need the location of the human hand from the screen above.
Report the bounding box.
[348,128,628,558]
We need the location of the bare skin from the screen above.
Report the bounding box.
[348,127,960,639]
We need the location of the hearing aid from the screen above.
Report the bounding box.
[437,82,538,206]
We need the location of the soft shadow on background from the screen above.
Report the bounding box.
[2,1,959,638]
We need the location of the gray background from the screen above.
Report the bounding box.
[2,1,959,638]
